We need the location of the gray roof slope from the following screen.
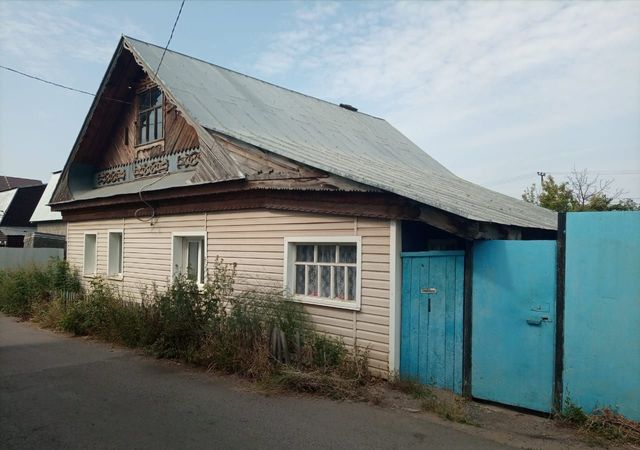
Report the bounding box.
[126,37,556,230]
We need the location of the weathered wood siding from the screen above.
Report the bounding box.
[67,210,391,374]
[96,73,199,170]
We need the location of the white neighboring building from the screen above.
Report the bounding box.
[30,172,65,237]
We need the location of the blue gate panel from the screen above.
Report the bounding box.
[400,252,463,394]
[472,241,556,412]
[564,212,640,421]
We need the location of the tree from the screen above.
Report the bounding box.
[522,169,639,212]
[522,176,574,212]
[567,168,625,211]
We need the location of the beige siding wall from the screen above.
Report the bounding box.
[67,210,391,374]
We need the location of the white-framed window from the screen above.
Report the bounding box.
[107,230,123,279]
[284,236,362,310]
[83,233,97,277]
[172,232,206,285]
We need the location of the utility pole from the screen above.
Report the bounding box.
[537,171,546,187]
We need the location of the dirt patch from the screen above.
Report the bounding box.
[359,383,634,450]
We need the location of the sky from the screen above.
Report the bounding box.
[0,0,639,201]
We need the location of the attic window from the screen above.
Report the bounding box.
[138,87,163,145]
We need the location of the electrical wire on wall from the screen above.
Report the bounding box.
[134,172,170,225]
[133,0,185,225]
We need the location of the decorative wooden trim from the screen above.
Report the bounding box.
[135,142,164,160]
[177,150,200,169]
[95,147,201,186]
[134,157,169,178]
[97,168,126,186]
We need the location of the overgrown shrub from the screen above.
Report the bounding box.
[307,333,347,371]
[2,257,372,396]
[32,297,66,330]
[60,278,117,337]
[0,259,80,318]
[145,258,236,361]
[199,290,307,377]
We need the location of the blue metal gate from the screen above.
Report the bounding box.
[472,241,556,412]
[400,251,464,393]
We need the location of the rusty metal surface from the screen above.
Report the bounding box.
[124,37,557,230]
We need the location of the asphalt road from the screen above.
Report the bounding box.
[0,314,512,450]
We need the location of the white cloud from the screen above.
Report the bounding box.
[294,1,339,22]
[0,1,148,76]
[252,1,640,197]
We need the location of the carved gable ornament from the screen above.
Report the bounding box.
[95,148,201,187]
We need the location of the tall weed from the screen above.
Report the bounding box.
[2,257,371,394]
[0,260,80,318]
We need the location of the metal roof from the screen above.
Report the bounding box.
[72,171,194,201]
[30,172,63,223]
[0,189,17,223]
[0,176,42,192]
[126,37,557,230]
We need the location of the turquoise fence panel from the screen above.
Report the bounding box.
[472,241,557,412]
[400,251,464,394]
[564,212,640,421]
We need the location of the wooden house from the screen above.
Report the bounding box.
[50,37,556,378]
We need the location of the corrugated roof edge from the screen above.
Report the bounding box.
[123,36,386,122]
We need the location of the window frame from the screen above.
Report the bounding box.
[137,87,164,146]
[107,229,124,280]
[83,232,98,278]
[171,231,207,287]
[283,236,362,311]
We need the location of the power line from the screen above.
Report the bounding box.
[547,170,640,176]
[1,1,186,107]
[487,169,640,187]
[0,64,131,105]
[154,0,186,78]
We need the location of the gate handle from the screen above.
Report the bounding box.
[526,318,542,326]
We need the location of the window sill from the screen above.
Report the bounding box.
[83,274,97,279]
[108,274,124,281]
[135,138,164,149]
[291,294,360,311]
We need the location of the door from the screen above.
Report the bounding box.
[472,241,556,412]
[400,251,464,393]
